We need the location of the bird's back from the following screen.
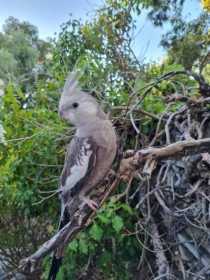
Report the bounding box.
[74,119,117,193]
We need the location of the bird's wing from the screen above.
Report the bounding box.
[58,136,98,229]
[60,136,98,196]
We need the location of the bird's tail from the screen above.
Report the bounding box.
[48,255,63,280]
[48,208,70,280]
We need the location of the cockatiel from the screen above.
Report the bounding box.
[48,72,117,280]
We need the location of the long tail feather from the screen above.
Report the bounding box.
[48,256,63,280]
[47,208,70,280]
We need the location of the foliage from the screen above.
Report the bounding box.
[133,0,185,26]
[0,78,67,274]
[0,1,209,279]
[0,17,52,85]
[202,0,210,11]
[0,49,18,80]
[161,13,210,70]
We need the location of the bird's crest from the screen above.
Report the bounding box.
[63,71,81,96]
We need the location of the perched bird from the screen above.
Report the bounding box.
[48,72,117,280]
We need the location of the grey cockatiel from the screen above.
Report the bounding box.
[48,72,117,280]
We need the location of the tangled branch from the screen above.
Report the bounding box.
[20,138,210,274]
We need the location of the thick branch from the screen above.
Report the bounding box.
[134,138,210,162]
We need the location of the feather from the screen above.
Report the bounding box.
[60,137,97,197]
[63,71,81,96]
[48,256,62,280]
[48,208,70,280]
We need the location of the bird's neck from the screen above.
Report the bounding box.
[96,107,108,120]
[75,118,106,137]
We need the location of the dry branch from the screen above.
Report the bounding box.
[134,138,210,161]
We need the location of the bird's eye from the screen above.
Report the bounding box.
[72,102,79,109]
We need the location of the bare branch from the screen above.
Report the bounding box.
[134,138,210,161]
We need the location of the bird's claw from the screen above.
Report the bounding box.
[81,197,98,211]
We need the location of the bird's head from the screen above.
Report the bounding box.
[59,72,107,126]
[59,93,102,126]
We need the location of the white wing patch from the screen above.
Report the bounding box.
[62,139,92,192]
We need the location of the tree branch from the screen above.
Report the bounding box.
[135,138,210,161]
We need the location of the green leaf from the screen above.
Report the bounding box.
[98,251,112,267]
[121,204,133,214]
[68,240,78,252]
[163,64,184,73]
[78,238,88,254]
[98,213,110,224]
[89,223,103,241]
[134,78,146,92]
[112,215,124,233]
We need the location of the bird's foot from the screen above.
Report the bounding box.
[81,197,99,211]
